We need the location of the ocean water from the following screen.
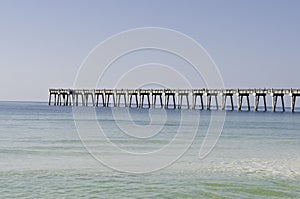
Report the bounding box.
[0,101,300,198]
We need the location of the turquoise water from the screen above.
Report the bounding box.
[0,102,300,198]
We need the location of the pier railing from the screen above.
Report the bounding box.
[48,88,300,112]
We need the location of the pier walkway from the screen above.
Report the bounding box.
[48,88,300,112]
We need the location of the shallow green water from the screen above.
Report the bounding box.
[0,102,299,198]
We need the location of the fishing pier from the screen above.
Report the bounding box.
[48,88,300,112]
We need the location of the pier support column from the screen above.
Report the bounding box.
[103,89,116,107]
[57,91,68,106]
[48,90,61,106]
[272,96,277,112]
[84,91,94,106]
[105,93,115,107]
[164,90,176,109]
[140,93,151,108]
[152,94,163,108]
[116,93,127,107]
[290,91,300,112]
[95,92,105,107]
[68,90,74,106]
[58,92,62,106]
[254,95,267,112]
[206,95,211,110]
[75,91,85,106]
[65,94,69,106]
[54,93,57,106]
[62,93,67,106]
[75,94,78,106]
[66,93,69,106]
[138,90,151,108]
[192,94,204,110]
[48,90,59,106]
[74,92,84,106]
[206,94,218,110]
[291,95,296,112]
[237,94,250,111]
[272,94,285,112]
[222,94,234,111]
[48,93,52,106]
[178,93,190,109]
[128,92,139,108]
[165,93,176,109]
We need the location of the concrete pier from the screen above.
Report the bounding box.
[49,88,300,112]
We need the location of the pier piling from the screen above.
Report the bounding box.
[139,89,151,108]
[290,89,300,112]
[104,89,116,107]
[116,89,127,107]
[178,90,190,109]
[192,89,205,110]
[237,89,251,111]
[164,89,176,109]
[128,89,139,108]
[271,89,286,112]
[253,89,267,112]
[206,90,219,110]
[221,89,235,111]
[95,89,105,107]
[152,89,164,108]
[84,90,94,106]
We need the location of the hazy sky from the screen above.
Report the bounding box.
[1,0,300,101]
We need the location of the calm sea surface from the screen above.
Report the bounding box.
[0,101,300,198]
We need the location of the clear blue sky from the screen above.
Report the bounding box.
[1,0,300,101]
